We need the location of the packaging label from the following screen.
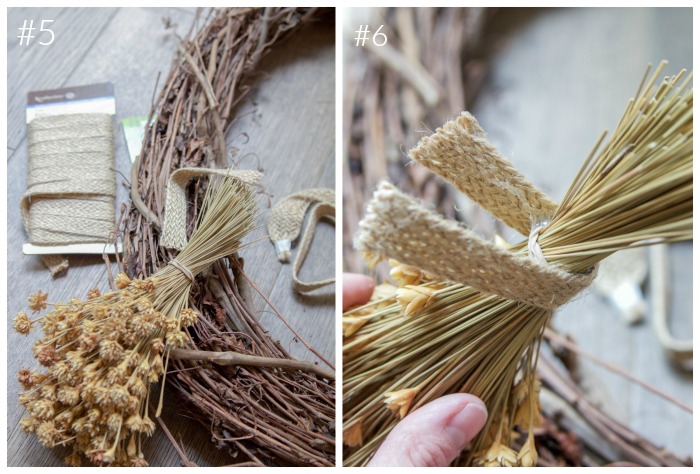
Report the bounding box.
[27,82,116,122]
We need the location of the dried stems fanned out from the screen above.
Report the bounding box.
[122,7,335,466]
[343,63,692,466]
[14,174,257,466]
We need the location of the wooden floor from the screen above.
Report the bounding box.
[7,7,335,467]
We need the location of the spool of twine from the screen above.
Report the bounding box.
[21,113,116,276]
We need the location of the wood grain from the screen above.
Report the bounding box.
[6,7,335,467]
[7,8,119,152]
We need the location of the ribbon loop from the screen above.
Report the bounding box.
[356,112,596,309]
[161,167,262,250]
[410,112,558,236]
[268,188,335,293]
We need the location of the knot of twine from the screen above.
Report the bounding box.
[355,112,595,310]
[168,258,195,284]
[21,113,116,277]
[527,222,548,265]
[267,188,335,293]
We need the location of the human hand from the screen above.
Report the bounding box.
[343,273,487,466]
[342,273,375,310]
[368,393,488,467]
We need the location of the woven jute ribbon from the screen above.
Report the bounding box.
[21,113,116,277]
[268,188,335,293]
[356,112,595,309]
[160,167,262,250]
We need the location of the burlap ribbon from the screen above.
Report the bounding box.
[21,113,116,277]
[356,112,595,309]
[160,167,262,250]
[267,188,335,293]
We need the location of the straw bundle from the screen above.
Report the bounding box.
[14,175,257,466]
[343,62,692,466]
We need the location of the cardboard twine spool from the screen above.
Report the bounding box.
[21,113,116,276]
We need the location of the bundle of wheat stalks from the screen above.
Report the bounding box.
[343,62,692,466]
[14,175,257,466]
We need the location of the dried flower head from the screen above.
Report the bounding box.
[57,386,80,406]
[179,308,199,327]
[28,290,48,313]
[512,379,542,429]
[115,272,131,289]
[18,368,34,390]
[389,259,423,286]
[33,341,59,367]
[150,338,164,353]
[395,285,436,316]
[484,442,519,467]
[13,311,34,335]
[19,416,39,433]
[372,283,398,301]
[383,387,420,419]
[342,316,369,337]
[37,421,62,448]
[342,418,364,448]
[99,339,124,362]
[165,330,189,348]
[518,433,538,467]
[87,288,101,299]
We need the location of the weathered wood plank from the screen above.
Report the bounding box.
[7,8,120,151]
[225,20,336,366]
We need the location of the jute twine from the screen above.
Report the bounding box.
[21,113,116,277]
[160,167,262,250]
[268,188,335,293]
[356,112,595,309]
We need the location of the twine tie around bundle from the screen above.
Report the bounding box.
[168,258,195,283]
[268,188,335,293]
[356,112,596,310]
[527,222,549,266]
[21,113,116,276]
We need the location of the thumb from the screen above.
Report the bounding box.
[368,393,488,467]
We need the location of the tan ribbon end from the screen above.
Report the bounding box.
[274,240,292,262]
[42,254,69,278]
[269,190,335,293]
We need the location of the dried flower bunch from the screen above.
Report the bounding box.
[343,63,692,466]
[14,174,258,466]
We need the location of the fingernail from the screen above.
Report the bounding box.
[445,401,488,449]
